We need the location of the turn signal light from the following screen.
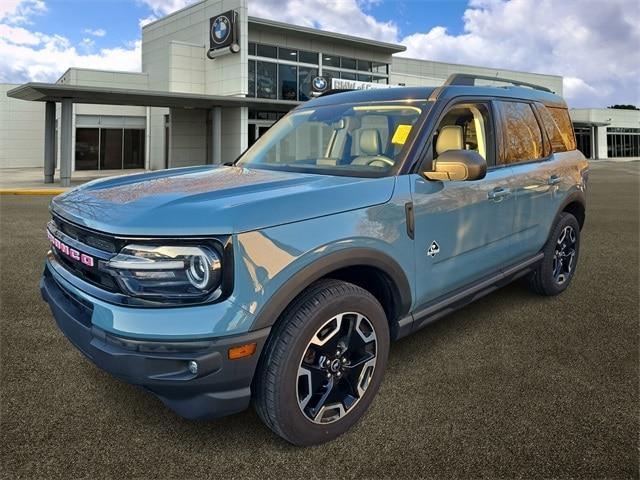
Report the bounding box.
[228,342,256,360]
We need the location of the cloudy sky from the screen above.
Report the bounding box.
[0,0,638,108]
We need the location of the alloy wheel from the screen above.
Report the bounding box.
[296,312,377,424]
[552,225,577,285]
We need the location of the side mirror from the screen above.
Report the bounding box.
[424,150,487,181]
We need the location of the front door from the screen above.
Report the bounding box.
[411,101,518,308]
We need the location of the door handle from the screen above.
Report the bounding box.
[488,187,512,200]
[548,175,561,185]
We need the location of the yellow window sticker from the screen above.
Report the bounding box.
[391,124,412,145]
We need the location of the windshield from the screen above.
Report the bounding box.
[237,102,428,176]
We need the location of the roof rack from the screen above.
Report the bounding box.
[443,73,554,93]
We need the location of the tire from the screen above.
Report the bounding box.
[253,279,390,446]
[529,212,581,296]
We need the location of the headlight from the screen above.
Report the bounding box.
[105,244,222,301]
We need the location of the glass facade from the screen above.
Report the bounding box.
[607,127,640,158]
[75,127,145,170]
[247,42,390,101]
[574,126,592,158]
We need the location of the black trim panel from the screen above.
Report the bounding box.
[395,253,544,339]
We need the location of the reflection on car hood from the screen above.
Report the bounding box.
[51,165,396,236]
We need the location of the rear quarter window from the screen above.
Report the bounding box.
[547,107,577,152]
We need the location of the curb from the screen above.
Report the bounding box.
[0,189,66,195]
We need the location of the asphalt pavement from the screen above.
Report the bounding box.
[1,161,638,479]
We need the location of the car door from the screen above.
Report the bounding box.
[411,100,519,308]
[494,100,562,261]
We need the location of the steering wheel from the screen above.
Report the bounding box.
[366,156,395,167]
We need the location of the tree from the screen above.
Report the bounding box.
[607,104,640,110]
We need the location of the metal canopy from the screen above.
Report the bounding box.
[6,82,300,111]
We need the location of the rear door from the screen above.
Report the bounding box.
[411,100,518,306]
[494,100,566,260]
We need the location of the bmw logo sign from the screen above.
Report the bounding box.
[211,15,231,45]
[312,76,328,92]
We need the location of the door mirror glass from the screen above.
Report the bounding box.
[424,149,487,181]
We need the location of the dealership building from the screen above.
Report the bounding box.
[2,0,639,185]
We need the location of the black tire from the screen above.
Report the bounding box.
[253,279,390,446]
[529,212,581,296]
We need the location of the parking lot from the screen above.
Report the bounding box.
[1,161,638,479]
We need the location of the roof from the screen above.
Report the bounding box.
[248,16,406,54]
[6,83,299,111]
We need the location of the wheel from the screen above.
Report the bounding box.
[529,212,581,296]
[253,279,389,446]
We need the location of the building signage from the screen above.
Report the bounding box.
[208,10,239,58]
[311,76,329,93]
[331,78,393,90]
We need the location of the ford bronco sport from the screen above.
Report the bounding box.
[41,74,588,446]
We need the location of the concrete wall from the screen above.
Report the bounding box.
[570,108,640,128]
[142,0,248,96]
[221,106,247,163]
[391,57,564,95]
[168,107,208,168]
[0,84,45,168]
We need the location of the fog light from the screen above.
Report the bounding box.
[188,360,198,375]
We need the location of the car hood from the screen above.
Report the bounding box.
[51,165,395,236]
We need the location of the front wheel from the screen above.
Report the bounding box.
[529,212,581,296]
[253,279,389,446]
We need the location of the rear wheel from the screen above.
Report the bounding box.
[253,279,389,446]
[529,212,581,296]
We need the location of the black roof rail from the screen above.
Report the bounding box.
[443,73,554,93]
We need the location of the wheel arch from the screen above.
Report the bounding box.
[248,248,412,336]
[555,191,586,231]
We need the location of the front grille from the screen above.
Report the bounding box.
[49,215,120,293]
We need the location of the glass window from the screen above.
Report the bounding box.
[248,42,256,55]
[256,61,277,99]
[357,74,372,82]
[322,54,340,68]
[278,64,297,100]
[278,47,298,61]
[123,129,145,169]
[371,76,388,84]
[323,70,338,90]
[248,60,256,97]
[357,59,372,72]
[298,67,318,101]
[99,129,123,170]
[433,103,494,164]
[256,44,277,58]
[341,57,357,70]
[536,105,566,153]
[75,128,99,170]
[340,71,357,80]
[299,50,318,64]
[496,101,543,165]
[372,61,388,74]
[547,107,576,151]
[237,102,428,177]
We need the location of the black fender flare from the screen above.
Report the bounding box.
[249,247,412,332]
[551,190,586,233]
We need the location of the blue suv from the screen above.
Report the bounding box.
[41,74,588,445]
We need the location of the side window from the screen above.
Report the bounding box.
[496,101,543,165]
[547,107,577,151]
[536,104,567,153]
[432,103,494,165]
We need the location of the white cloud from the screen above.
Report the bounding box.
[396,0,640,107]
[138,14,157,28]
[83,28,106,37]
[0,25,141,83]
[249,0,398,43]
[137,0,198,16]
[0,0,46,24]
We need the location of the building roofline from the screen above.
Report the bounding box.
[142,0,206,30]
[393,55,563,81]
[248,16,406,53]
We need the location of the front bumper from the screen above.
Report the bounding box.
[40,263,270,420]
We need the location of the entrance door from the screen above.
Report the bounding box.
[248,121,274,148]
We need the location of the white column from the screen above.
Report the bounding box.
[212,106,222,164]
[60,99,73,187]
[44,102,56,183]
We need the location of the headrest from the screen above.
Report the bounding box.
[435,125,464,155]
[359,129,381,156]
